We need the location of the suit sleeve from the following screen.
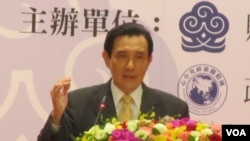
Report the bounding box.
[37,112,75,141]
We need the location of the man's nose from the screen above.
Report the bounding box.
[125,59,135,70]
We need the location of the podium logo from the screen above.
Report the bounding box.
[179,1,229,52]
[177,64,227,115]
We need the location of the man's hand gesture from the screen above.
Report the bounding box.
[50,77,71,125]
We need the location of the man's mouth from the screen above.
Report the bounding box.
[124,74,136,79]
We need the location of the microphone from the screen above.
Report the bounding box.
[94,96,106,125]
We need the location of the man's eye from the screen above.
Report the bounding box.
[118,53,127,58]
[136,55,144,59]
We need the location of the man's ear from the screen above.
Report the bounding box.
[147,55,153,70]
[149,55,153,64]
[102,51,110,68]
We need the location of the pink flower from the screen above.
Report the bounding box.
[186,120,197,131]
[111,129,137,141]
[171,117,197,131]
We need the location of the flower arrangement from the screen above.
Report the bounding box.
[75,113,222,141]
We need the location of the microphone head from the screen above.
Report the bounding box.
[100,103,106,109]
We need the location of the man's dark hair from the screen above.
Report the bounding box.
[104,23,153,57]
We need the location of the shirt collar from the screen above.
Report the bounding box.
[111,79,142,108]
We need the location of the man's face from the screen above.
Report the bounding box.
[103,35,152,94]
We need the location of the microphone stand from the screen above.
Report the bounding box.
[94,96,106,125]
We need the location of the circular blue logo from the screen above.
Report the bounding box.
[178,64,227,115]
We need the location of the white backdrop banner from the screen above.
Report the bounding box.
[1,0,250,141]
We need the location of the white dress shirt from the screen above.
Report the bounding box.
[111,80,142,119]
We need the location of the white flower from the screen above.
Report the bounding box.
[85,125,99,135]
[103,123,115,134]
[201,128,213,136]
[135,129,150,140]
[126,120,139,132]
[153,123,167,134]
[95,129,108,140]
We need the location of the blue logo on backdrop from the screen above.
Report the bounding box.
[179,1,229,52]
[178,64,227,115]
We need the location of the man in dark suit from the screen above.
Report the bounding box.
[37,23,189,141]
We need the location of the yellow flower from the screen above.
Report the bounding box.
[150,112,155,118]
[94,129,108,140]
[172,125,186,138]
[154,134,167,141]
[196,123,209,131]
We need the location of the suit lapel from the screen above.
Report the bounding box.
[140,84,158,114]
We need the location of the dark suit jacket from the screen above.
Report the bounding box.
[37,80,189,141]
